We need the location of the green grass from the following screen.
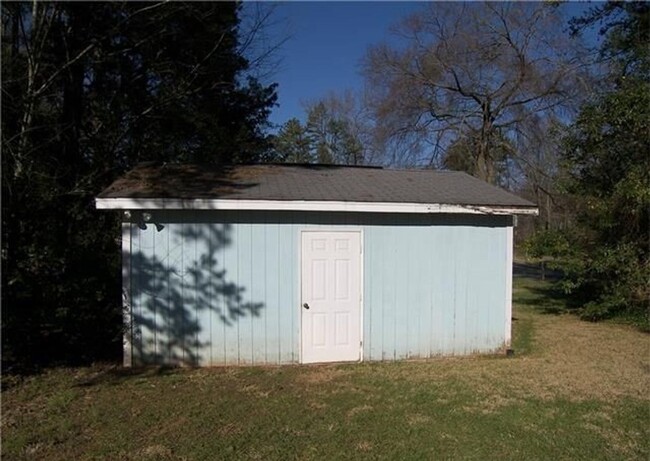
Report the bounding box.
[510,275,567,356]
[3,277,649,460]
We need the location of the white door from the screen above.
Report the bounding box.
[301,231,362,364]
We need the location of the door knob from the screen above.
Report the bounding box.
[303,303,310,310]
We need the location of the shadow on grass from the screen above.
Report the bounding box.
[513,262,561,281]
[516,284,569,315]
[511,316,534,355]
[513,261,569,316]
[72,364,185,388]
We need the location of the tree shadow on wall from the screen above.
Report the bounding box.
[128,221,264,366]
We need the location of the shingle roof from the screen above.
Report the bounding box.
[98,162,536,209]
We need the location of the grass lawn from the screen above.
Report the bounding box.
[2,276,649,460]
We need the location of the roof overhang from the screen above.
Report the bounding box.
[95,197,539,216]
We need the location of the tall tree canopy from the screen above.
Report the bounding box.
[305,101,363,165]
[1,2,278,369]
[362,2,587,184]
[273,95,369,165]
[526,1,650,324]
[273,118,313,163]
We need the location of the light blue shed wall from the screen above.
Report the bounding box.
[126,211,511,366]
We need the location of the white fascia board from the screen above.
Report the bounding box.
[95,197,539,216]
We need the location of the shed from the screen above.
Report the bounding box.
[96,163,538,366]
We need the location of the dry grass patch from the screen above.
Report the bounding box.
[346,404,373,420]
[507,313,649,401]
[355,440,373,452]
[294,364,348,385]
[360,298,649,405]
[406,413,432,425]
[2,277,648,460]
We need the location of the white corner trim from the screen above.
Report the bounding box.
[505,226,514,348]
[96,197,538,216]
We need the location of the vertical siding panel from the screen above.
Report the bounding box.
[476,232,485,351]
[381,226,397,360]
[388,224,398,360]
[121,223,132,367]
[154,214,171,364]
[395,220,410,360]
[483,228,498,349]
[418,225,433,358]
[463,227,475,354]
[480,228,494,351]
[130,212,512,365]
[189,219,199,364]
[442,226,457,355]
[220,221,232,365]
[431,224,441,357]
[497,227,507,347]
[223,216,239,365]
[129,224,140,364]
[265,220,281,364]
[493,228,508,349]
[291,218,299,362]
[364,222,373,359]
[484,228,496,349]
[375,224,385,361]
[429,224,437,357]
[467,228,481,353]
[429,226,441,356]
[208,223,223,365]
[168,214,183,364]
[455,226,469,354]
[478,227,493,351]
[369,221,384,361]
[194,219,212,366]
[438,226,450,355]
[481,228,496,351]
[163,216,178,364]
[208,223,218,365]
[237,222,253,364]
[251,222,266,364]
[411,225,424,358]
[406,225,419,358]
[189,219,200,364]
[278,217,294,363]
[444,227,459,355]
[169,217,186,364]
[136,225,156,363]
[461,225,506,353]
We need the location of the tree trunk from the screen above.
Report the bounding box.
[60,6,87,191]
[476,103,496,184]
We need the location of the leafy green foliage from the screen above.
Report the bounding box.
[443,132,512,186]
[1,2,277,370]
[526,3,650,327]
[570,2,649,78]
[555,80,650,324]
[273,118,313,163]
[306,102,364,165]
[273,103,364,165]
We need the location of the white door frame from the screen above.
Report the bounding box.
[299,228,364,364]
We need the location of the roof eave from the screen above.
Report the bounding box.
[95,197,539,216]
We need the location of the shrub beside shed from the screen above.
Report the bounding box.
[96,163,538,366]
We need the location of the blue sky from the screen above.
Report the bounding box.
[263,1,600,130]
[265,2,424,128]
